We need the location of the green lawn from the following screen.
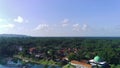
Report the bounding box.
[63,64,75,68]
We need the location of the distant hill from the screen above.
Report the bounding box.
[0,34,30,37]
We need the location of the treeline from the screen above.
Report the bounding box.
[0,37,120,65]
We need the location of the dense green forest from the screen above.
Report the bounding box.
[0,37,120,67]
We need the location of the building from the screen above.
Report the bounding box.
[89,56,110,68]
[71,60,92,68]
[70,56,110,68]
[29,47,36,54]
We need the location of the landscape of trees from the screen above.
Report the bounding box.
[0,37,120,67]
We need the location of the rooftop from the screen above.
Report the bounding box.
[71,60,91,68]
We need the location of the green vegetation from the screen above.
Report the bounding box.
[0,37,120,68]
[111,64,120,68]
[63,64,75,68]
[14,55,56,66]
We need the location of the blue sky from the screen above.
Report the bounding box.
[0,0,120,36]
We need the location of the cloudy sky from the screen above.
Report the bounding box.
[0,0,120,37]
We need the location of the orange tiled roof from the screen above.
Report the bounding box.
[29,47,36,52]
[71,60,92,68]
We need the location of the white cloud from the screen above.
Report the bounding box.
[82,24,88,31]
[0,24,15,29]
[14,16,24,23]
[62,19,69,27]
[73,24,81,32]
[0,18,4,22]
[62,24,68,27]
[62,19,69,23]
[35,24,49,31]
[0,18,8,23]
[30,19,90,36]
[73,24,89,32]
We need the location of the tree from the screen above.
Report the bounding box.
[67,53,77,61]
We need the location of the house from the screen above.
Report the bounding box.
[62,57,68,61]
[29,47,36,54]
[71,60,92,68]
